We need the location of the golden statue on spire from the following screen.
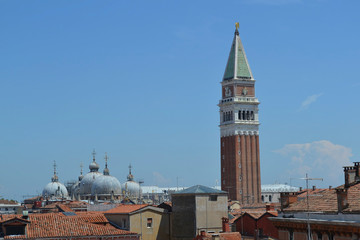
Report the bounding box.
[235,22,239,30]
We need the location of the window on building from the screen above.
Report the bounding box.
[328,233,334,240]
[209,195,218,201]
[239,175,242,181]
[122,219,126,228]
[269,195,272,202]
[317,232,322,240]
[238,111,242,120]
[251,111,254,120]
[261,195,264,202]
[5,225,26,236]
[223,168,225,173]
[289,230,294,240]
[238,163,241,168]
[147,218,153,228]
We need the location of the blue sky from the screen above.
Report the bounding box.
[1,0,359,200]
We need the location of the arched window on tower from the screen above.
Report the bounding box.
[247,111,250,120]
[251,111,254,120]
[238,111,241,120]
[223,112,225,122]
[242,111,245,120]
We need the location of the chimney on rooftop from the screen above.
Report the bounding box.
[329,186,332,190]
[22,211,28,220]
[280,192,298,211]
[344,166,357,188]
[336,188,348,212]
[222,217,230,232]
[266,203,275,212]
[299,187,303,191]
[354,162,360,183]
[312,186,316,191]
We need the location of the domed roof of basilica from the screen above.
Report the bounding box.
[42,162,68,198]
[79,150,102,195]
[91,154,122,196]
[122,164,141,198]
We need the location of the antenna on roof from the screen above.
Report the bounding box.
[299,173,323,240]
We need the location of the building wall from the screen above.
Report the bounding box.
[261,192,280,203]
[105,214,130,230]
[130,209,170,240]
[172,195,196,240]
[235,214,256,236]
[257,214,278,239]
[279,230,289,240]
[194,195,228,233]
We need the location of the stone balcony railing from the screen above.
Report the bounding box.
[219,97,260,104]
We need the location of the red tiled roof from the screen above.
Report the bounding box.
[0,199,18,204]
[219,232,242,240]
[342,183,360,213]
[284,188,338,213]
[194,232,241,240]
[104,204,148,214]
[57,204,74,213]
[284,183,360,213]
[3,213,138,239]
[71,212,109,224]
[229,209,278,224]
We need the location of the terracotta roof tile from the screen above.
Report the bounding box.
[2,212,138,239]
[342,183,360,213]
[0,199,18,204]
[284,188,338,213]
[284,183,360,213]
[104,204,148,214]
[56,204,75,212]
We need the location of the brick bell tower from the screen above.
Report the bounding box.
[219,23,261,204]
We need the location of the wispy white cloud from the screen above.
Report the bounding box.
[274,140,352,183]
[242,0,302,5]
[299,93,323,111]
[152,172,171,186]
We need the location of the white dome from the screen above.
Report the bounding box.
[42,182,68,198]
[79,172,102,195]
[71,181,81,196]
[122,181,142,198]
[91,175,122,196]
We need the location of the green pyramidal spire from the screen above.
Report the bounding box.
[223,27,253,80]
